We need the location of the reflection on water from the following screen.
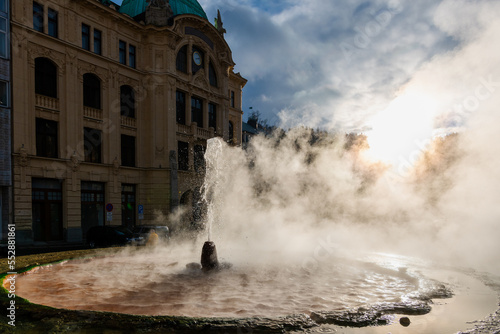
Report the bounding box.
[14,251,432,318]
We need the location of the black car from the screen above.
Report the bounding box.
[86,226,141,248]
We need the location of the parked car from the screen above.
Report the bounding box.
[132,225,169,245]
[86,225,142,248]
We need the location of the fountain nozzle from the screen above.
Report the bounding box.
[201,241,219,271]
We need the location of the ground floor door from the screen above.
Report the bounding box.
[32,178,63,242]
[81,182,104,240]
[121,184,135,230]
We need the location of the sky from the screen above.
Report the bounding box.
[113,0,500,162]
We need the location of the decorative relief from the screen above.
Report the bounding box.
[68,153,80,172]
[27,43,66,74]
[117,74,139,88]
[18,146,30,167]
[77,60,109,87]
[156,146,165,160]
[192,69,208,90]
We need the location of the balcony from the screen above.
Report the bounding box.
[83,106,103,120]
[121,116,137,128]
[177,123,214,140]
[35,94,59,111]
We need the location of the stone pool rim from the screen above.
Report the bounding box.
[1,248,497,333]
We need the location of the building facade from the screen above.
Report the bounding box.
[0,0,10,242]
[10,0,246,244]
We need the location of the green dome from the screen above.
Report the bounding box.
[119,0,208,20]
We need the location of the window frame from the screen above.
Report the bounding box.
[176,45,187,73]
[35,57,58,98]
[209,61,217,87]
[83,127,102,164]
[119,40,126,65]
[36,118,58,158]
[82,23,90,50]
[94,29,102,55]
[0,0,7,14]
[129,44,136,68]
[83,73,101,109]
[48,8,58,38]
[191,96,203,127]
[230,90,235,108]
[33,2,44,33]
[0,80,8,107]
[121,134,136,167]
[0,16,7,59]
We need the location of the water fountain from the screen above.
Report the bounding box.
[8,135,500,333]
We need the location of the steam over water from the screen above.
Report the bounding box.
[15,250,436,318]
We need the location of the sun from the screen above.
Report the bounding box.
[364,91,438,167]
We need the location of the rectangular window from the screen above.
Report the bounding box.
[208,103,217,130]
[36,118,58,158]
[0,0,7,14]
[191,96,203,127]
[119,40,126,65]
[94,29,102,55]
[121,135,136,167]
[230,90,235,108]
[0,81,8,106]
[84,127,102,163]
[82,24,90,50]
[176,91,186,124]
[178,141,189,171]
[0,17,6,58]
[48,8,58,38]
[129,45,136,68]
[33,2,44,33]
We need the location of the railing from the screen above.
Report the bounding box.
[177,124,191,134]
[121,116,136,128]
[35,94,59,110]
[176,123,214,140]
[83,106,103,120]
[197,127,211,139]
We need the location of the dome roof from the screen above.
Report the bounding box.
[119,0,208,20]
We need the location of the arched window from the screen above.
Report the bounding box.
[35,57,58,98]
[120,85,135,118]
[228,121,234,142]
[176,45,187,73]
[83,73,101,109]
[209,61,217,87]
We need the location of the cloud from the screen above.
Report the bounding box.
[201,0,463,132]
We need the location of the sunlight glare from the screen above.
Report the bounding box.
[365,91,437,166]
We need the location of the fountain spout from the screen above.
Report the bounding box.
[201,241,219,271]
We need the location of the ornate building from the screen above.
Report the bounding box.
[0,0,10,242]
[10,0,247,244]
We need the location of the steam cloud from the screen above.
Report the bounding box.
[197,0,500,274]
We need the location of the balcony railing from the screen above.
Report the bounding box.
[35,94,59,111]
[176,123,214,140]
[121,116,137,128]
[83,106,103,120]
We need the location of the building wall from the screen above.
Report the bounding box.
[0,0,11,241]
[10,0,246,244]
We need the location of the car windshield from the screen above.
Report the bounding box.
[114,226,132,235]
